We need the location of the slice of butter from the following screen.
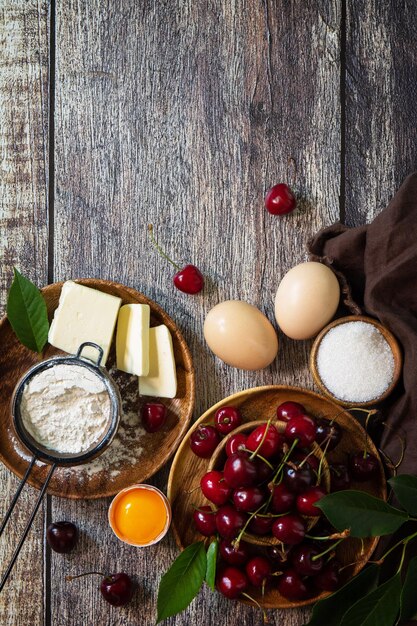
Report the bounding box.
[48,281,121,364]
[116,304,150,376]
[139,325,177,398]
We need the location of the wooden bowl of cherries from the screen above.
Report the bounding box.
[168,385,386,610]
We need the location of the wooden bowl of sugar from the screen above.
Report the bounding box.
[310,315,402,407]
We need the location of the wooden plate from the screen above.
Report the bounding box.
[167,385,386,609]
[0,279,195,499]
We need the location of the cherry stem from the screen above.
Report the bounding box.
[241,592,269,624]
[242,447,274,470]
[249,420,272,461]
[66,572,104,582]
[312,538,344,561]
[148,224,181,271]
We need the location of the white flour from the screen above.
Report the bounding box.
[20,363,111,454]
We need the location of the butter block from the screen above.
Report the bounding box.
[139,325,177,398]
[116,304,150,376]
[48,281,122,364]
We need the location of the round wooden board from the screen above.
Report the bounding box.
[167,385,386,609]
[0,279,195,499]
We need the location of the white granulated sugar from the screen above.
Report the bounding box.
[317,321,395,402]
[21,364,110,454]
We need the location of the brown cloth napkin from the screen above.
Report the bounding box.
[309,172,417,476]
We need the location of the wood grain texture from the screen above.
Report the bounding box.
[345,0,417,226]
[0,1,49,625]
[51,1,340,625]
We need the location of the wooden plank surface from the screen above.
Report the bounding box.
[0,2,50,625]
[51,1,340,625]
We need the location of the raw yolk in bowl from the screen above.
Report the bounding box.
[112,487,169,545]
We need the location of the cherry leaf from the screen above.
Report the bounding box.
[400,555,417,621]
[316,490,409,537]
[388,475,417,515]
[157,541,207,623]
[205,539,219,591]
[339,573,401,626]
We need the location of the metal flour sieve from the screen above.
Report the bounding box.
[0,342,122,592]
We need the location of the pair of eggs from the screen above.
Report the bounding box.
[204,262,340,370]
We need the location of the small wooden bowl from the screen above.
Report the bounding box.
[168,385,386,609]
[207,420,330,546]
[310,315,402,407]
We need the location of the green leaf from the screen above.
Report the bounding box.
[6,268,49,353]
[304,564,380,626]
[205,539,218,591]
[316,490,409,538]
[157,541,207,623]
[389,475,417,515]
[339,573,401,626]
[400,555,417,621]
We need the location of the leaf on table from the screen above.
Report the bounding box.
[339,572,401,626]
[205,538,219,591]
[388,475,417,515]
[6,268,49,353]
[156,541,207,623]
[400,555,417,621]
[316,490,409,537]
[304,563,380,626]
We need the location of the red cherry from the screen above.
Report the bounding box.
[219,539,250,566]
[349,452,379,481]
[214,406,242,435]
[248,514,274,535]
[245,556,272,588]
[200,470,232,506]
[173,264,204,294]
[223,452,258,489]
[140,402,167,433]
[193,505,217,536]
[272,514,305,545]
[291,544,323,576]
[314,560,341,591]
[265,183,296,216]
[278,569,309,600]
[216,505,247,539]
[226,433,247,456]
[296,487,326,517]
[233,487,267,512]
[246,424,282,458]
[190,425,221,458]
[100,573,135,607]
[276,401,306,422]
[217,566,248,599]
[285,414,317,447]
[271,483,295,514]
[330,463,351,491]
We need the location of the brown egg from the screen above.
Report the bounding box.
[275,262,340,340]
[204,300,278,370]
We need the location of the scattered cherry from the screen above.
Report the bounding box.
[226,433,247,456]
[349,452,379,481]
[219,539,250,566]
[233,486,267,513]
[217,566,248,599]
[141,402,167,433]
[271,483,295,514]
[190,425,221,458]
[100,572,135,607]
[265,183,296,216]
[201,470,232,506]
[285,414,317,447]
[278,569,309,600]
[314,560,341,591]
[216,505,247,539]
[245,556,272,588]
[246,423,282,459]
[193,505,217,536]
[248,514,274,535]
[224,452,258,489]
[330,463,351,491]
[283,462,314,494]
[291,544,323,576]
[276,401,305,422]
[215,406,242,435]
[315,419,342,451]
[272,513,305,545]
[47,521,78,554]
[296,486,326,517]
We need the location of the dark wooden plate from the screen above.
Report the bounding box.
[167,385,386,609]
[0,279,195,499]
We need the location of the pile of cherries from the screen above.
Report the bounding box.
[189,400,379,603]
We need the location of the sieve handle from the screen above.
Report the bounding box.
[0,460,56,594]
[76,342,104,366]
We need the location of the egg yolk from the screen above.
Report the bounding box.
[113,488,168,545]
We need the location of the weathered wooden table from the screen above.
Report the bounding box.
[1,1,416,624]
